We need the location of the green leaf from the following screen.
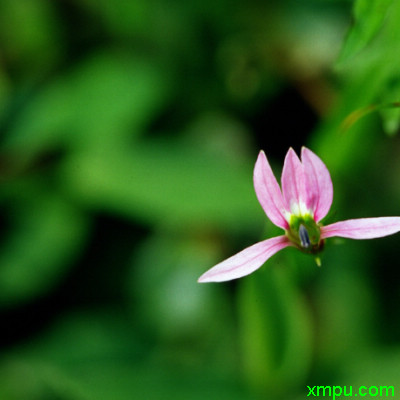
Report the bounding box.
[0,311,254,400]
[126,230,239,379]
[128,231,230,340]
[237,251,313,397]
[337,0,394,65]
[79,0,151,37]
[0,182,89,307]
[378,83,400,136]
[60,140,262,230]
[312,2,400,172]
[0,0,61,74]
[3,51,169,159]
[342,347,400,385]
[313,242,377,367]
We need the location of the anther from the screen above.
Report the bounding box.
[299,224,311,249]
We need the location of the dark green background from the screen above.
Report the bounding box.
[1,0,400,398]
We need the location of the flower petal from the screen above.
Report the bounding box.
[321,217,400,239]
[301,147,333,222]
[281,148,307,215]
[198,235,291,283]
[253,151,289,229]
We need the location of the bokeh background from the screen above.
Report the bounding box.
[1,0,400,399]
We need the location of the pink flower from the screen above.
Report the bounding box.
[198,147,400,283]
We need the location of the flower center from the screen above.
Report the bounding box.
[286,214,324,254]
[299,224,311,249]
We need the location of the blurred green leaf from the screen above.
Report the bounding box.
[342,347,400,386]
[0,310,254,400]
[60,140,262,230]
[126,229,240,377]
[0,0,61,75]
[0,67,10,121]
[0,182,88,307]
[128,231,229,341]
[0,310,141,400]
[313,242,377,368]
[378,85,400,136]
[237,251,313,397]
[80,0,151,37]
[337,0,393,65]
[19,309,141,364]
[3,51,169,160]
[312,1,400,174]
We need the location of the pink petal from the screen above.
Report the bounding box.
[198,235,291,283]
[253,151,289,229]
[281,148,307,214]
[301,147,333,222]
[321,217,400,239]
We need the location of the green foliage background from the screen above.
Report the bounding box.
[1,0,400,398]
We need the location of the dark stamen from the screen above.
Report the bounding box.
[299,224,311,249]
